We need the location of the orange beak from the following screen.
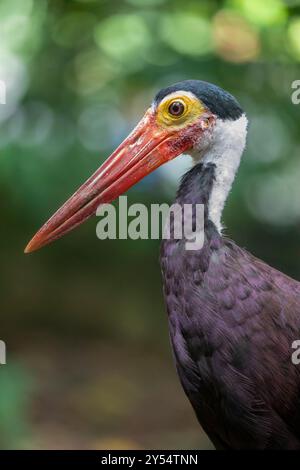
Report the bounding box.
[25,108,207,253]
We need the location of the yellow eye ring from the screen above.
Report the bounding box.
[156,92,205,129]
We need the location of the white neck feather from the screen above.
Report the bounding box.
[192,114,248,232]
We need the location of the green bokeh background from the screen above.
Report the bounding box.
[0,0,300,449]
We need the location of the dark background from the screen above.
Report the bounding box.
[0,0,299,449]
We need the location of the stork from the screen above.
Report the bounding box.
[25,80,300,449]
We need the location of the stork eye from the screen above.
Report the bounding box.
[168,101,185,117]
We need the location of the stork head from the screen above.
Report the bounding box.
[25,80,245,253]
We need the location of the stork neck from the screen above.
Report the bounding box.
[191,114,248,232]
[172,162,218,248]
[176,163,215,214]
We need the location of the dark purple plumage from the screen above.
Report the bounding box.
[160,163,300,449]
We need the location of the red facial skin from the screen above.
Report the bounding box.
[25,109,214,253]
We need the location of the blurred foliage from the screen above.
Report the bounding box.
[0,0,300,449]
[0,364,31,449]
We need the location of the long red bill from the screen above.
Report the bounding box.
[24,108,200,253]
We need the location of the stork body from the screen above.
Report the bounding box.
[25,80,300,449]
[161,162,300,449]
